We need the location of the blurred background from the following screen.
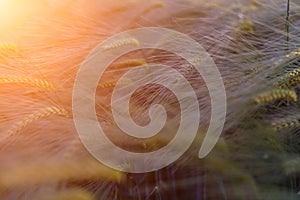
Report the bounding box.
[0,0,300,199]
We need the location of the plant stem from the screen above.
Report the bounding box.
[285,0,290,49]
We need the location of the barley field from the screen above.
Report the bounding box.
[0,0,300,199]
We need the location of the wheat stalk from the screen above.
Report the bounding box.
[278,76,300,88]
[278,68,300,83]
[0,158,124,188]
[0,76,55,91]
[236,18,254,33]
[98,78,132,89]
[110,59,148,70]
[102,38,140,50]
[0,42,19,58]
[254,89,297,104]
[5,106,69,139]
[247,48,300,75]
[272,117,300,130]
[273,48,300,67]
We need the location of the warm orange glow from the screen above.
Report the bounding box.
[0,0,43,37]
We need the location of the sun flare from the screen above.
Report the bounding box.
[0,0,43,36]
